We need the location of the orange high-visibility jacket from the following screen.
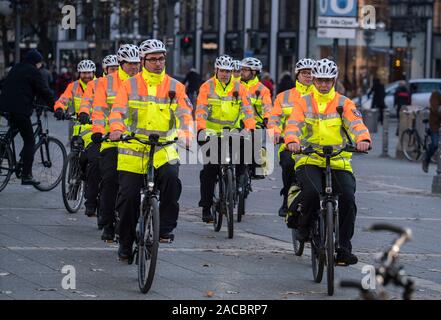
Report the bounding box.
[284,91,372,172]
[109,72,193,139]
[268,88,303,135]
[54,80,85,113]
[243,78,273,121]
[91,72,124,135]
[78,78,100,115]
[196,77,256,132]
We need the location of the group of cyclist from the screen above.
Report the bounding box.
[0,38,372,266]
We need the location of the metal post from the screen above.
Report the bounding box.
[431,127,441,194]
[14,0,21,63]
[165,0,178,76]
[381,109,389,158]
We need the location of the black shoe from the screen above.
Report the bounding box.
[336,250,358,266]
[159,232,175,243]
[295,227,310,242]
[202,207,214,223]
[118,244,133,264]
[422,160,429,173]
[84,207,96,217]
[101,225,115,242]
[21,176,40,186]
[278,205,288,217]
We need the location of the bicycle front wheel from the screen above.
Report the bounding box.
[401,129,420,161]
[138,196,159,294]
[32,136,66,191]
[225,168,234,239]
[326,201,335,296]
[61,153,84,213]
[0,142,13,193]
[311,215,325,283]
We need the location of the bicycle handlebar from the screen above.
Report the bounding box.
[368,223,412,240]
[63,112,93,124]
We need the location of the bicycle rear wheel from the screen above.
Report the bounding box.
[33,136,66,191]
[326,201,335,296]
[291,229,305,256]
[61,153,84,213]
[226,168,234,239]
[213,178,223,232]
[138,196,159,294]
[237,173,246,222]
[401,129,420,161]
[0,141,13,193]
[311,215,325,283]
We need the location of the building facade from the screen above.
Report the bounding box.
[2,0,439,95]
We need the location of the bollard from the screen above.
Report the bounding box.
[381,109,389,158]
[431,127,441,194]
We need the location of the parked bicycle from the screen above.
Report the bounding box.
[0,104,66,192]
[340,223,415,300]
[400,108,438,162]
[61,112,92,213]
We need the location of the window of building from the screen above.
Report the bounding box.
[203,0,219,32]
[139,0,153,36]
[434,0,441,33]
[252,0,271,31]
[180,0,196,31]
[227,0,244,31]
[279,0,299,31]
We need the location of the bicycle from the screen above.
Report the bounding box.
[291,144,367,296]
[209,129,252,238]
[0,105,66,192]
[61,112,92,213]
[108,132,178,294]
[400,108,438,162]
[340,223,415,300]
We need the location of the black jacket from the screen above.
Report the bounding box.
[0,62,55,116]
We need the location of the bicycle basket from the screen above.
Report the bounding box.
[286,184,302,228]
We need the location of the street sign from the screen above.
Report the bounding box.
[317,16,358,28]
[317,0,358,39]
[317,27,356,39]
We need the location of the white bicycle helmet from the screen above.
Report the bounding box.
[295,58,316,74]
[312,58,338,79]
[240,57,263,72]
[215,55,234,71]
[232,60,241,71]
[77,60,96,72]
[139,39,167,57]
[117,44,140,63]
[102,55,119,68]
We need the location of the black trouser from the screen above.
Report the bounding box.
[199,164,245,209]
[294,165,357,254]
[82,142,101,210]
[9,114,35,177]
[99,147,119,227]
[116,163,182,248]
[279,149,296,208]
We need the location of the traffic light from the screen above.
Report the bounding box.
[394,58,401,68]
[181,36,193,54]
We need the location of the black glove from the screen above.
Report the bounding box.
[54,109,64,120]
[79,112,90,125]
[263,118,268,127]
[91,132,103,144]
